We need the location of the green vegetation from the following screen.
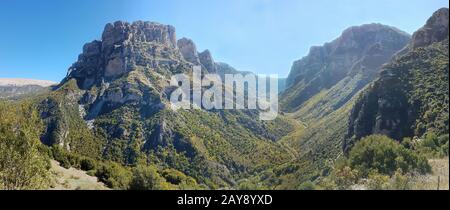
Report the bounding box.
[347,39,449,148]
[0,101,51,189]
[347,135,430,176]
[317,135,434,190]
[50,144,202,190]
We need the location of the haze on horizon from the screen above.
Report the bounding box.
[0,0,448,82]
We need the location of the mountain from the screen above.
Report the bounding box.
[0,78,56,99]
[345,8,449,152]
[35,21,297,188]
[281,24,411,114]
[278,24,410,162]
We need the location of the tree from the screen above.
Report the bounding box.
[0,102,50,190]
[95,161,132,189]
[129,165,171,190]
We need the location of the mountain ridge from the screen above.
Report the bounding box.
[281,23,411,113]
[345,7,449,152]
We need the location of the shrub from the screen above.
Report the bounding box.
[51,146,72,169]
[366,171,390,190]
[80,157,97,171]
[330,166,359,190]
[390,169,411,190]
[348,135,431,176]
[129,165,171,190]
[417,133,449,157]
[95,162,132,189]
[161,168,197,187]
[297,181,316,190]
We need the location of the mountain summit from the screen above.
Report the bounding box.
[281,24,410,113]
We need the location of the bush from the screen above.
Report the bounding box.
[297,181,316,190]
[95,162,132,189]
[348,135,431,176]
[80,157,97,171]
[129,165,171,190]
[417,133,449,157]
[421,133,439,149]
[330,166,359,190]
[390,169,411,190]
[51,146,72,169]
[366,171,390,190]
[161,168,197,187]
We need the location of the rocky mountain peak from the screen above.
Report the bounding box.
[410,7,449,49]
[282,24,410,112]
[177,37,200,64]
[64,21,186,89]
[286,23,410,87]
[177,38,218,72]
[102,21,177,50]
[329,23,410,55]
[199,50,216,72]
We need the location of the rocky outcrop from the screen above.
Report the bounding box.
[410,8,449,49]
[177,37,200,64]
[199,50,216,73]
[102,21,177,50]
[177,38,218,73]
[64,21,184,90]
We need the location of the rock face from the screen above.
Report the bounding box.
[62,21,245,122]
[345,8,449,152]
[177,38,218,73]
[410,8,449,49]
[177,38,200,64]
[281,23,410,113]
[65,21,184,89]
[198,50,217,72]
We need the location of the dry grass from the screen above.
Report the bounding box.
[410,158,449,190]
[48,160,109,190]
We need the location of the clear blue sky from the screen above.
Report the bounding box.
[0,0,448,82]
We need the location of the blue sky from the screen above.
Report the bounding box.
[0,0,448,82]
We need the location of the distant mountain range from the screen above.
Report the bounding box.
[0,78,56,99]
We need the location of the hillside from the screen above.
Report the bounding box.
[346,8,449,151]
[49,160,108,190]
[281,24,410,114]
[278,24,410,162]
[268,9,449,190]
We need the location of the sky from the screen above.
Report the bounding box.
[0,0,448,82]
